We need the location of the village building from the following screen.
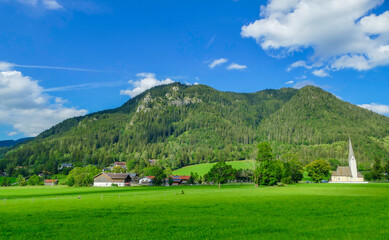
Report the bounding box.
[170,175,191,185]
[330,139,366,183]
[59,163,73,170]
[93,173,131,187]
[44,179,58,186]
[148,159,157,165]
[113,162,127,169]
[139,176,154,185]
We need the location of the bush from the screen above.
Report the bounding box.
[27,175,44,185]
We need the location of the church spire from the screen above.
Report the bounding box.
[348,137,354,161]
[348,138,358,179]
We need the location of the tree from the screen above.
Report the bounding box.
[306,160,331,183]
[27,175,44,185]
[126,159,137,172]
[65,165,101,187]
[168,177,173,186]
[372,157,384,181]
[112,166,126,173]
[16,175,27,186]
[254,142,274,187]
[257,160,283,186]
[143,166,166,186]
[206,161,236,188]
[385,161,389,180]
[1,177,11,186]
[281,154,304,184]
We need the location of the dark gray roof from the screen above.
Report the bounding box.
[94,172,130,180]
[332,166,363,178]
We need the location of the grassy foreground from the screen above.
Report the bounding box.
[0,184,388,240]
[172,160,254,176]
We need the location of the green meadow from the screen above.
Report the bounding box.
[172,160,254,176]
[1,184,388,240]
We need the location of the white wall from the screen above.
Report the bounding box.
[93,182,125,187]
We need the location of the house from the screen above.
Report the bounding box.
[139,176,154,185]
[93,173,131,187]
[113,162,127,169]
[148,159,157,165]
[330,138,366,183]
[171,175,190,185]
[59,163,73,170]
[44,179,58,186]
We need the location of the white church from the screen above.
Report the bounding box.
[330,138,366,183]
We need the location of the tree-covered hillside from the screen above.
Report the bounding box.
[1,83,388,175]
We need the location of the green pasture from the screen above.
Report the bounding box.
[0,184,388,240]
[172,160,254,176]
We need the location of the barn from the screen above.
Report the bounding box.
[93,173,131,187]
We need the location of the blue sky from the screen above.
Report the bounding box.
[0,0,389,140]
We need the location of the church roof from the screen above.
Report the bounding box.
[332,166,363,178]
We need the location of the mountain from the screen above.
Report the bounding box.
[0,138,33,148]
[1,83,388,174]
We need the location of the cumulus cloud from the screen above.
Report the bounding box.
[0,71,87,137]
[358,103,389,115]
[312,69,329,77]
[14,0,62,9]
[227,63,247,70]
[242,0,389,73]
[208,58,228,69]
[285,80,294,84]
[42,0,62,9]
[120,73,174,98]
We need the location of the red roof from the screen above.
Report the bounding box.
[44,179,58,183]
[145,176,155,179]
[171,175,191,180]
[114,162,126,165]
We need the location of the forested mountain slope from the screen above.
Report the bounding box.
[1,83,388,174]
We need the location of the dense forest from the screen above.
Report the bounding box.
[1,83,388,175]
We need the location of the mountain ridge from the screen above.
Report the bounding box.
[1,83,388,174]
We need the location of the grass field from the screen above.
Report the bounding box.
[172,160,254,176]
[0,184,388,239]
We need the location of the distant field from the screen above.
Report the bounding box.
[0,184,388,239]
[173,160,254,176]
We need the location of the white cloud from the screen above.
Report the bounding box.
[227,63,247,70]
[120,73,174,98]
[7,131,19,137]
[358,103,389,115]
[0,61,103,72]
[42,0,62,9]
[312,69,329,77]
[0,71,87,137]
[287,60,312,71]
[0,62,14,71]
[285,80,294,84]
[208,58,228,69]
[242,0,389,73]
[14,0,62,10]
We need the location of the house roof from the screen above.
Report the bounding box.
[171,175,191,180]
[44,179,58,183]
[94,172,130,180]
[332,166,363,178]
[114,162,126,165]
[144,176,155,180]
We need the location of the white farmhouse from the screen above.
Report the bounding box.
[93,172,131,187]
[139,176,154,185]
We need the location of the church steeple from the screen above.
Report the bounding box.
[348,138,358,179]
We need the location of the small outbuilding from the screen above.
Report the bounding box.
[44,179,58,186]
[93,173,131,187]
